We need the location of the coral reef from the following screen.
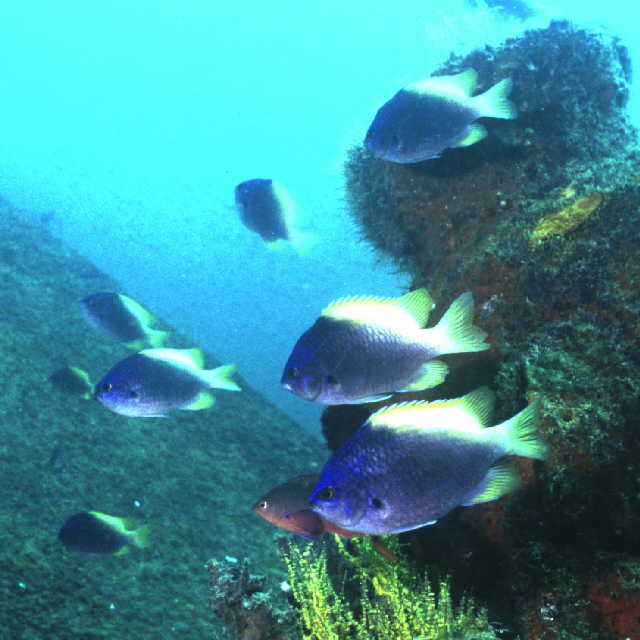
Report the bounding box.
[207,557,296,640]
[0,200,324,638]
[342,20,640,639]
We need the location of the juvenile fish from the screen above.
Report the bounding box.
[95,348,240,417]
[235,178,313,255]
[282,289,488,404]
[310,388,547,535]
[81,292,168,350]
[49,366,94,400]
[365,68,517,163]
[58,511,149,555]
[253,475,397,561]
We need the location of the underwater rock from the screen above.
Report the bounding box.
[207,557,295,640]
[343,21,640,639]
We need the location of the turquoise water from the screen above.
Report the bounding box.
[0,0,637,433]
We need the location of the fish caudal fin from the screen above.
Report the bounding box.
[462,460,520,506]
[289,229,318,257]
[200,364,241,391]
[422,292,489,355]
[146,328,169,348]
[493,398,548,460]
[131,524,151,549]
[473,77,517,119]
[400,359,449,391]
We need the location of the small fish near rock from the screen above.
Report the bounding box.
[364,68,517,163]
[252,474,398,561]
[282,288,488,405]
[311,387,548,535]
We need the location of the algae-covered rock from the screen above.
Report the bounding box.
[342,21,640,639]
[0,199,324,638]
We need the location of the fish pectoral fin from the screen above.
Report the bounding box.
[183,391,216,411]
[461,460,520,506]
[114,546,130,556]
[400,360,449,391]
[454,124,487,148]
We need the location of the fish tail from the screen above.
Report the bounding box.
[146,328,169,348]
[131,524,151,549]
[201,364,241,391]
[494,398,548,460]
[473,77,517,119]
[289,229,318,257]
[423,292,489,355]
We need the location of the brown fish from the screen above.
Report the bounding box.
[252,474,397,561]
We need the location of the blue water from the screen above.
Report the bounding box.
[0,0,638,432]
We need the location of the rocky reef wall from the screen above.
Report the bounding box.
[341,21,640,639]
[0,200,324,638]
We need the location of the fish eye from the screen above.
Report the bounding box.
[286,367,300,379]
[316,486,335,502]
[326,375,338,385]
[100,383,112,393]
[258,500,268,511]
[369,497,384,510]
[129,390,139,399]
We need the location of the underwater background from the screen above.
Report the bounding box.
[2,0,640,639]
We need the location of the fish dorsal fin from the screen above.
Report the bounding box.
[141,347,204,370]
[407,68,478,99]
[89,511,130,534]
[368,387,494,432]
[321,288,434,330]
[119,294,155,327]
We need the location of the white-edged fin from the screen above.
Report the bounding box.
[145,328,169,348]
[399,360,449,391]
[119,294,155,327]
[407,68,478,100]
[141,347,205,370]
[391,520,437,533]
[453,123,487,148]
[349,393,393,404]
[183,391,216,411]
[421,291,489,355]
[199,364,241,391]
[490,397,547,460]
[321,288,434,330]
[368,387,493,433]
[461,460,520,506]
[472,77,517,119]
